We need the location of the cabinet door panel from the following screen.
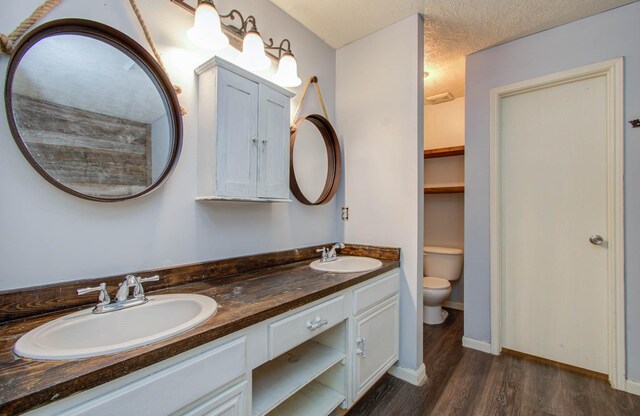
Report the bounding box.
[353,296,399,400]
[257,84,290,199]
[216,68,258,198]
[177,380,248,416]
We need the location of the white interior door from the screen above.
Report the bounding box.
[500,74,609,373]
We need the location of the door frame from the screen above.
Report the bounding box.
[489,58,625,388]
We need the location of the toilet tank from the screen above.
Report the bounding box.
[423,246,463,281]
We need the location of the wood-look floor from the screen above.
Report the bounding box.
[348,309,640,416]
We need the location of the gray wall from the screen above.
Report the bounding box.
[0,0,338,290]
[464,2,640,380]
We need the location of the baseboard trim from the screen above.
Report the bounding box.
[626,379,640,396]
[387,362,427,386]
[462,336,492,354]
[443,301,464,311]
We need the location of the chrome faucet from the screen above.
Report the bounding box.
[327,243,345,259]
[77,274,160,314]
[316,243,345,262]
[115,274,139,302]
[76,283,111,313]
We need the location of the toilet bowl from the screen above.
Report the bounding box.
[423,246,463,325]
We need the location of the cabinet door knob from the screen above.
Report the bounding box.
[261,139,268,144]
[252,137,258,145]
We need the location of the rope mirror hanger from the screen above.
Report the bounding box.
[0,0,186,115]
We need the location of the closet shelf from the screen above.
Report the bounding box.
[252,341,345,416]
[424,185,465,194]
[424,145,465,159]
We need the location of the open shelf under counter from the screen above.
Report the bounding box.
[424,185,465,194]
[252,341,346,416]
[267,380,345,416]
[424,145,465,159]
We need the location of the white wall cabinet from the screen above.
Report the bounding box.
[27,270,400,416]
[196,57,294,202]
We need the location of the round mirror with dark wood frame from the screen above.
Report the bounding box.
[4,19,182,202]
[290,114,341,205]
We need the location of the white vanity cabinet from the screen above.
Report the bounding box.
[195,57,294,202]
[351,272,400,400]
[352,297,400,400]
[25,337,250,416]
[26,269,400,416]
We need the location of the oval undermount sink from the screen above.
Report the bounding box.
[14,294,217,360]
[310,256,383,273]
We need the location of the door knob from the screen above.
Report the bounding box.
[589,235,604,245]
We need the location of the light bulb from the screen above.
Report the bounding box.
[237,31,271,71]
[187,1,229,51]
[273,52,301,87]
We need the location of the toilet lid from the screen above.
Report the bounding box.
[423,276,451,290]
[423,246,463,255]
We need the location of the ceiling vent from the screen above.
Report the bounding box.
[425,92,454,105]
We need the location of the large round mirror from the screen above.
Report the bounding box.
[5,19,182,202]
[290,114,341,205]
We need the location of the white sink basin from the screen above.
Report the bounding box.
[310,256,383,273]
[14,294,217,360]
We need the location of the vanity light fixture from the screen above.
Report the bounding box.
[237,17,271,71]
[173,0,301,86]
[272,40,301,87]
[187,0,229,51]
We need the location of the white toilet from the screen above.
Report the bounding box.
[422,246,463,325]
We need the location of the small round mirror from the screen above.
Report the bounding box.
[290,114,341,205]
[5,20,182,202]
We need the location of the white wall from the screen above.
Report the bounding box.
[464,2,640,381]
[0,0,338,290]
[424,98,465,303]
[337,15,424,371]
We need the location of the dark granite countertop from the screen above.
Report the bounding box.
[0,250,399,415]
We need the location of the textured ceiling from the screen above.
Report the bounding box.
[269,0,638,98]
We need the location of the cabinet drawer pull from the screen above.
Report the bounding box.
[356,337,367,358]
[306,316,328,331]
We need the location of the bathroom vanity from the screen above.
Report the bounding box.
[0,245,400,415]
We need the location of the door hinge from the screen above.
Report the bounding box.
[342,207,349,221]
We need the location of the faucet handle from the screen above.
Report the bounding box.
[140,275,160,284]
[133,275,160,299]
[77,282,111,305]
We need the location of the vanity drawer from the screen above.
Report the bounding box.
[52,337,246,416]
[268,296,347,358]
[353,271,399,315]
